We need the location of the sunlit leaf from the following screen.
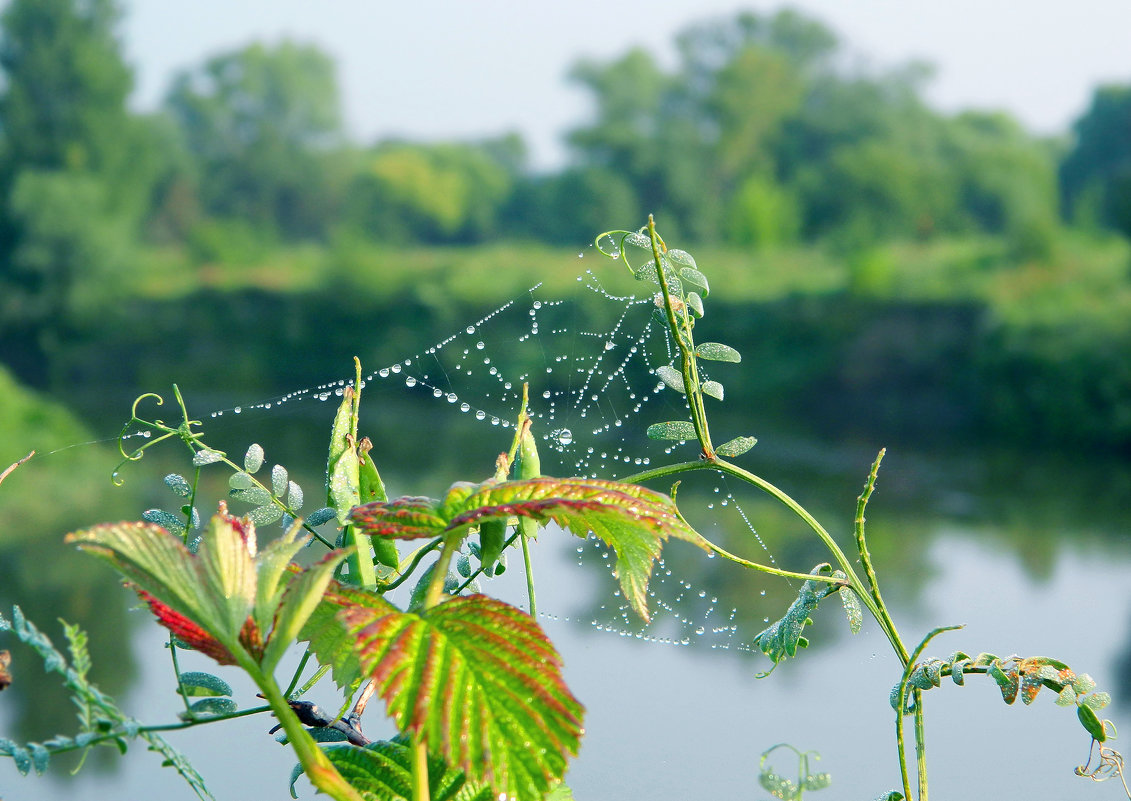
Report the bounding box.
[715,436,757,457]
[298,582,381,697]
[341,594,584,800]
[646,421,697,441]
[272,465,288,497]
[349,496,448,539]
[477,520,507,575]
[230,487,272,506]
[694,342,741,363]
[654,365,685,393]
[261,551,348,672]
[442,477,708,622]
[287,481,304,511]
[701,380,724,401]
[358,437,388,504]
[229,471,255,490]
[678,266,709,296]
[989,663,1020,704]
[667,248,697,269]
[244,444,264,474]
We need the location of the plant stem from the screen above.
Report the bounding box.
[248,663,363,801]
[625,456,910,664]
[915,698,928,801]
[646,216,714,455]
[412,731,430,801]
[521,526,538,618]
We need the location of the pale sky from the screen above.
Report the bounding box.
[123,1,1130,169]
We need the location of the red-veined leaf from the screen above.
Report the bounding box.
[444,477,708,622]
[349,496,448,539]
[340,595,583,801]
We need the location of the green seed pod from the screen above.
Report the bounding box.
[478,519,507,576]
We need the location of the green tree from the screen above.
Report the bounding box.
[165,41,345,239]
[1060,84,1131,237]
[345,137,523,244]
[0,0,157,376]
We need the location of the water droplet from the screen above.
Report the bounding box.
[405,376,417,387]
[552,428,573,446]
[446,393,458,403]
[475,410,486,420]
[391,364,402,373]
[433,388,443,398]
[234,406,242,414]
[460,403,470,412]
[542,390,551,399]
[604,341,615,350]
[533,300,542,309]
[378,368,390,378]
[466,325,476,334]
[476,341,485,350]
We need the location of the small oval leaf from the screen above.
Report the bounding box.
[667,248,697,270]
[679,266,709,296]
[701,380,724,401]
[272,465,288,497]
[687,292,704,318]
[715,436,757,457]
[655,366,686,393]
[142,509,186,536]
[287,481,304,511]
[694,342,741,363]
[164,474,191,498]
[249,505,284,526]
[244,444,265,474]
[646,421,697,441]
[180,697,238,721]
[840,586,862,634]
[177,671,234,698]
[192,449,224,466]
[228,471,255,490]
[229,487,272,506]
[1078,703,1107,742]
[305,507,336,527]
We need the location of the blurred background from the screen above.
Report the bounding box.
[2,1,1131,799]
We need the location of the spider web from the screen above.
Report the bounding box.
[119,255,792,655]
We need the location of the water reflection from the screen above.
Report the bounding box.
[2,378,1131,799]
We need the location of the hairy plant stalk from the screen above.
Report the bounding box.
[646,216,715,455]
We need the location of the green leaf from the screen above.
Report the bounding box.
[1073,673,1097,695]
[1078,703,1107,741]
[261,550,348,672]
[249,505,284,526]
[298,582,381,697]
[143,509,186,536]
[646,421,697,441]
[1085,692,1112,711]
[694,342,741,363]
[875,793,905,801]
[715,436,757,457]
[271,465,288,497]
[654,365,685,393]
[229,487,272,506]
[306,507,336,527]
[667,248,697,270]
[287,481,304,511]
[686,292,704,318]
[180,697,237,721]
[678,266,709,295]
[804,772,832,791]
[327,387,361,526]
[192,449,224,466]
[340,595,584,800]
[176,671,233,698]
[988,663,1020,704]
[701,380,724,401]
[439,477,708,623]
[244,444,264,474]
[1056,686,1078,707]
[165,474,192,498]
[840,587,862,634]
[752,564,840,676]
[27,742,49,775]
[229,471,255,490]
